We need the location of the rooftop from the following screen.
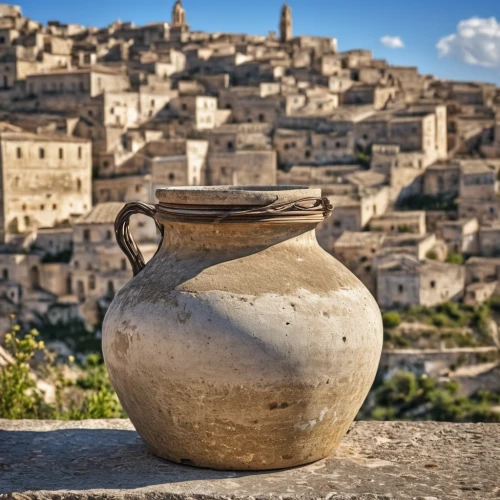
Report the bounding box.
[333,231,386,248]
[1,419,498,499]
[75,202,125,225]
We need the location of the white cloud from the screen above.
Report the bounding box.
[437,17,500,68]
[380,36,405,49]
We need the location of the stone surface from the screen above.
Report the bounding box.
[0,419,498,499]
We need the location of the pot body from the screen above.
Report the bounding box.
[103,189,383,471]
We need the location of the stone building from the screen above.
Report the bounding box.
[370,211,426,235]
[478,225,500,258]
[377,256,465,309]
[26,67,129,98]
[437,218,479,255]
[0,131,92,242]
[70,202,157,304]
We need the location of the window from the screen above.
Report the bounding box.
[151,99,155,107]
[430,281,436,289]
[398,284,404,293]
[59,148,63,159]
[121,258,127,271]
[227,141,234,151]
[106,230,112,240]
[181,103,187,111]
[89,275,96,290]
[258,113,265,123]
[77,178,82,192]
[2,269,8,280]
[40,204,45,210]
[110,107,114,114]
[88,110,93,117]
[83,229,90,242]
[168,173,175,181]
[135,185,141,193]
[0,37,5,44]
[103,161,109,168]
[39,148,45,159]
[22,204,26,211]
[305,150,311,159]
[79,81,85,91]
[16,147,21,159]
[78,147,82,159]
[52,204,57,210]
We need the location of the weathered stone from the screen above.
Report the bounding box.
[0,419,498,499]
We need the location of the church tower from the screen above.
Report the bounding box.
[280,3,292,43]
[172,0,186,27]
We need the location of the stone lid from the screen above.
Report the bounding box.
[155,186,322,207]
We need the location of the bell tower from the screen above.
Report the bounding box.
[172,0,186,27]
[280,3,292,43]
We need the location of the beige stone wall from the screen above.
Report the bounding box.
[460,170,496,200]
[479,228,500,257]
[371,211,426,234]
[103,91,140,128]
[424,165,460,196]
[0,133,92,241]
[419,264,465,307]
[93,175,153,204]
[207,150,276,185]
[27,70,129,98]
[377,271,420,309]
[458,198,500,224]
[40,262,71,296]
[465,258,500,285]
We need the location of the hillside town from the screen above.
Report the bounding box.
[1,2,500,406]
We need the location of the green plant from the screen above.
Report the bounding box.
[364,370,500,423]
[382,311,402,328]
[0,326,124,420]
[446,252,464,265]
[426,250,438,260]
[0,327,54,419]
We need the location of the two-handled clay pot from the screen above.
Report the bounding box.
[102,186,383,471]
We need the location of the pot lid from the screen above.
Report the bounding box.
[155,185,322,207]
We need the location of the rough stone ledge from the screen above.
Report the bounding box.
[0,419,498,500]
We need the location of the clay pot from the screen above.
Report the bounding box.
[103,186,383,471]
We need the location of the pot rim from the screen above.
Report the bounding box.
[155,185,322,207]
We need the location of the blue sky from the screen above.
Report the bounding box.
[17,0,500,84]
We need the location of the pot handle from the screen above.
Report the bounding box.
[115,202,165,277]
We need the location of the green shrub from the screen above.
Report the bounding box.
[366,370,500,422]
[426,250,438,260]
[382,311,402,328]
[446,252,464,265]
[0,326,124,420]
[431,313,449,327]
